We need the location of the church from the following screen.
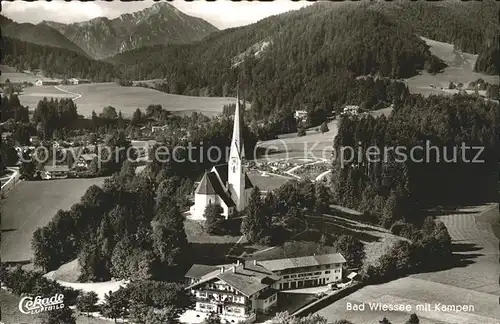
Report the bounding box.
[189,95,254,220]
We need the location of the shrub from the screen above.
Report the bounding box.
[297,128,306,137]
[320,121,329,133]
[259,236,273,246]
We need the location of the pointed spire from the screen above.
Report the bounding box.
[231,83,244,159]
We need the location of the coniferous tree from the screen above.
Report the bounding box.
[241,186,266,243]
[203,203,224,235]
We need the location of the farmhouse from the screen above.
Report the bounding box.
[294,110,308,123]
[185,253,346,323]
[341,105,360,116]
[68,78,90,85]
[152,125,168,133]
[43,165,70,179]
[186,260,279,323]
[189,96,254,219]
[1,132,12,141]
[35,79,61,86]
[74,153,97,169]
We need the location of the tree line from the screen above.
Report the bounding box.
[331,94,499,230]
[2,37,117,81]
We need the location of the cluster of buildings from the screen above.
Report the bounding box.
[42,152,97,179]
[185,253,347,323]
[34,78,90,86]
[340,105,360,116]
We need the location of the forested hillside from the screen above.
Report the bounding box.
[112,5,439,123]
[369,0,499,75]
[2,37,117,81]
[332,94,499,227]
[0,15,87,56]
[474,39,500,76]
[369,0,499,54]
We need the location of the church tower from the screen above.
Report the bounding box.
[227,93,246,211]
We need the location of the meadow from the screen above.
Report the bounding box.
[255,107,392,163]
[404,37,499,97]
[0,177,106,265]
[0,65,41,84]
[17,82,236,118]
[247,170,292,192]
[315,204,500,324]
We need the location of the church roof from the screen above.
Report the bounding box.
[213,164,228,184]
[195,172,216,195]
[195,171,236,208]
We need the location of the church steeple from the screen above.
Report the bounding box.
[227,83,246,211]
[230,88,244,160]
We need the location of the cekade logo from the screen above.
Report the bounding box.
[18,293,65,314]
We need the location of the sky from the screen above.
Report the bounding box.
[1,0,313,29]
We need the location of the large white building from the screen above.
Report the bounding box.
[185,253,347,323]
[189,95,254,219]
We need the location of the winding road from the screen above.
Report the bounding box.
[54,85,82,101]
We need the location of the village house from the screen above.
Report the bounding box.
[185,260,280,323]
[29,136,40,144]
[68,78,91,85]
[341,105,360,116]
[152,125,169,133]
[1,132,12,141]
[35,79,61,86]
[185,253,346,323]
[294,110,308,123]
[74,153,97,169]
[43,165,70,179]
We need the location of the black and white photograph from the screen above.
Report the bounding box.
[0,0,499,323]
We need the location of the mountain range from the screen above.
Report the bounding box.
[0,15,88,57]
[2,1,498,108]
[2,2,218,59]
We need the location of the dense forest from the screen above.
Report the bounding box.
[369,1,500,56]
[111,6,434,126]
[1,37,117,81]
[331,94,499,228]
[474,39,500,76]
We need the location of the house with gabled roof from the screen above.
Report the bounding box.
[186,260,279,323]
[185,253,347,322]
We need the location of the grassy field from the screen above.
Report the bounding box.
[29,83,236,118]
[404,37,499,97]
[255,108,392,163]
[0,290,109,324]
[248,208,403,265]
[315,204,500,324]
[15,82,236,118]
[316,277,500,324]
[247,171,292,192]
[290,162,330,180]
[0,65,41,83]
[0,178,106,265]
[184,218,244,264]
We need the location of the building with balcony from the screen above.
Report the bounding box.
[258,253,346,290]
[185,260,280,323]
[184,253,346,322]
